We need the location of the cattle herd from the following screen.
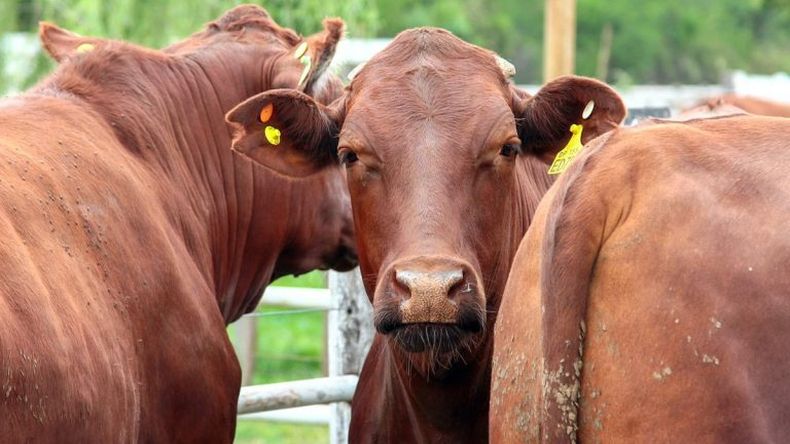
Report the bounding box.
[1,5,788,444]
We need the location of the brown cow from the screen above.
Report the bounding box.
[490,115,790,442]
[686,93,790,117]
[0,6,355,443]
[226,28,625,442]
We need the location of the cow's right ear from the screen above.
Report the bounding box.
[226,89,342,177]
[39,22,102,62]
[513,76,626,164]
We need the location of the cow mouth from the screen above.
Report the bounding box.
[374,300,485,354]
[324,245,358,272]
[388,323,473,353]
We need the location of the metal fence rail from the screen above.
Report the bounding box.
[233,269,373,444]
[238,375,359,414]
[238,405,331,425]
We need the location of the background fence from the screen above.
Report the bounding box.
[231,269,373,444]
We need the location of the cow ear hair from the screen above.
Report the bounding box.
[226,89,342,177]
[299,17,344,96]
[514,76,626,164]
[39,22,102,62]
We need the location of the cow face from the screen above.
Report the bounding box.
[227,28,624,373]
[39,6,357,280]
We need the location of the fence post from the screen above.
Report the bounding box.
[234,316,258,386]
[543,0,577,82]
[327,268,374,444]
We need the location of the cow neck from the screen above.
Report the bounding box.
[353,334,491,442]
[41,51,303,322]
[514,155,556,236]
[480,154,554,316]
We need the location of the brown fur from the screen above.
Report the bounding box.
[229,27,625,442]
[0,6,355,442]
[491,115,790,442]
[685,93,790,118]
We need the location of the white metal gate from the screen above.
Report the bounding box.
[233,269,373,444]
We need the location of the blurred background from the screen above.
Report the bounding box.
[1,1,788,443]
[1,0,789,92]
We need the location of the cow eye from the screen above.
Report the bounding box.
[338,148,359,166]
[499,143,520,157]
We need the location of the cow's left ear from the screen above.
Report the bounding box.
[513,76,626,164]
[272,18,344,97]
[39,22,103,62]
[226,89,343,177]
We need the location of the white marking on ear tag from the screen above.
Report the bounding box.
[582,100,595,120]
[293,42,308,59]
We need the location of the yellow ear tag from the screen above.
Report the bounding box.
[298,54,312,88]
[293,42,308,59]
[264,126,281,146]
[76,43,95,54]
[259,103,274,123]
[547,124,584,175]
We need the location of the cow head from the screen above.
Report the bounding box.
[228,28,624,371]
[38,6,343,99]
[39,6,357,318]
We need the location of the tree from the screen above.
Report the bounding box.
[1,0,789,88]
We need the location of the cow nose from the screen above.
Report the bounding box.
[394,266,464,324]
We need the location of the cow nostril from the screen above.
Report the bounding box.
[458,282,473,294]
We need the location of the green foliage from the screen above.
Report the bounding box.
[228,304,326,442]
[2,0,380,47]
[272,271,326,289]
[2,0,788,85]
[229,272,329,442]
[247,305,325,385]
[575,0,790,84]
[0,0,380,92]
[370,0,790,84]
[234,422,328,444]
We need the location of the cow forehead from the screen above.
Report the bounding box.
[344,86,513,145]
[345,28,512,127]
[344,66,513,144]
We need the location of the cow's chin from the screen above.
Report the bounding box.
[387,324,484,378]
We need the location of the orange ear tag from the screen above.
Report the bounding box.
[259,103,274,123]
[264,126,281,146]
[76,43,95,53]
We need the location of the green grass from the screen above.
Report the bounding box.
[234,423,328,444]
[231,271,330,444]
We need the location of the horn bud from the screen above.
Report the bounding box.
[495,55,516,79]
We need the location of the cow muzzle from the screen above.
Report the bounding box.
[373,256,486,352]
[396,268,462,323]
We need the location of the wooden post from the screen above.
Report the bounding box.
[327,268,374,444]
[543,0,577,82]
[234,316,258,386]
